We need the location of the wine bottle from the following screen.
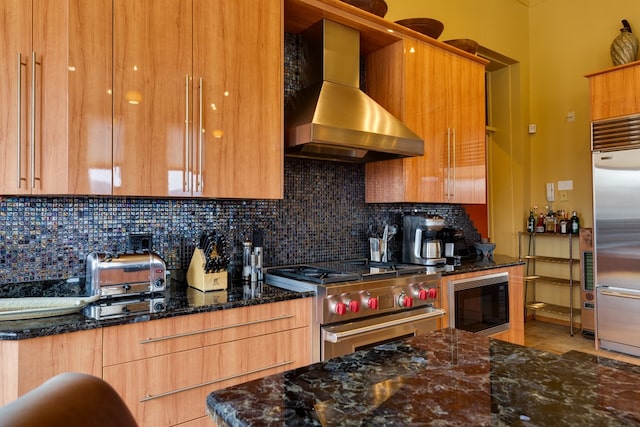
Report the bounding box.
[570,211,580,234]
[527,210,535,233]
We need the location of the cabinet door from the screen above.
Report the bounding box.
[193,0,283,199]
[0,0,112,195]
[404,40,448,202]
[365,39,486,204]
[113,0,192,197]
[65,0,113,194]
[589,64,640,121]
[447,52,486,204]
[0,0,31,195]
[0,328,103,406]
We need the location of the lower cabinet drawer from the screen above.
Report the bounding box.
[103,327,310,427]
[103,298,310,366]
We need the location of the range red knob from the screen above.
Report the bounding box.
[428,288,438,299]
[367,297,379,310]
[400,295,413,308]
[348,300,360,313]
[334,302,347,315]
[418,289,429,300]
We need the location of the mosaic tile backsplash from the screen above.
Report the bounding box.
[0,32,481,286]
[0,160,480,285]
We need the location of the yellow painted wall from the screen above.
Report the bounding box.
[385,0,530,62]
[529,0,640,229]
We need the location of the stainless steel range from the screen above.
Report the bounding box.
[266,260,445,362]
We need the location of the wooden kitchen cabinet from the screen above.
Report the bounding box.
[0,298,311,427]
[113,0,283,199]
[587,61,640,121]
[102,298,311,427]
[0,0,113,195]
[0,329,103,406]
[365,38,486,204]
[193,0,283,199]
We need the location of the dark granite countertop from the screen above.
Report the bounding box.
[206,328,640,426]
[0,256,522,341]
[0,272,314,340]
[439,254,522,276]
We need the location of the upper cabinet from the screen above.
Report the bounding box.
[113,0,283,199]
[0,0,113,195]
[1,0,282,198]
[586,61,640,121]
[194,0,283,199]
[365,38,486,204]
[112,0,192,197]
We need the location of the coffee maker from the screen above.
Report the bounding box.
[402,215,447,266]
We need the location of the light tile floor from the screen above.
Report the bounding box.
[524,320,640,366]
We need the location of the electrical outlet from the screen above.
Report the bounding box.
[128,233,153,252]
[560,191,568,201]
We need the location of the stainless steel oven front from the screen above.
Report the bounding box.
[321,306,444,360]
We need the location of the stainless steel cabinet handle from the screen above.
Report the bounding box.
[139,360,293,402]
[184,74,190,192]
[31,52,41,189]
[446,128,452,200]
[197,77,203,192]
[139,314,295,344]
[451,128,456,200]
[601,290,640,300]
[16,53,26,188]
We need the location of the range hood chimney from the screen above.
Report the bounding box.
[285,20,424,163]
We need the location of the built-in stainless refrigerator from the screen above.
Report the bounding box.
[592,115,640,357]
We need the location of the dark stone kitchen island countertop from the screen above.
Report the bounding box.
[0,272,314,340]
[207,328,640,426]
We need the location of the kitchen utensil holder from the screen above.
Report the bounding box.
[187,249,228,292]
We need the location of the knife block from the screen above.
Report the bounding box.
[187,249,228,292]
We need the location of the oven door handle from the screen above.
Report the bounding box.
[323,309,445,343]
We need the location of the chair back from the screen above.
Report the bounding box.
[0,372,138,427]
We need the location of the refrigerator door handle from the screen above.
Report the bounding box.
[600,289,640,300]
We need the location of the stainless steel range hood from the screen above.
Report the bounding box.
[285,20,424,163]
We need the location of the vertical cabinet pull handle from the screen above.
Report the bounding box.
[198,77,204,192]
[184,74,190,192]
[16,53,26,189]
[451,128,456,200]
[30,52,39,189]
[446,128,452,200]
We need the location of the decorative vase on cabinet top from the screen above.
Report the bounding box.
[611,19,639,66]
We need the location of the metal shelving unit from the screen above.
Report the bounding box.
[518,231,580,336]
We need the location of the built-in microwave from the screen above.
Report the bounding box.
[448,272,509,336]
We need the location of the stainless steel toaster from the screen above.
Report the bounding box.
[84,295,167,320]
[86,252,167,297]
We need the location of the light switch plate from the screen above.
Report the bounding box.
[558,180,573,190]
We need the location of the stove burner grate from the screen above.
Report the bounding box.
[266,265,360,285]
